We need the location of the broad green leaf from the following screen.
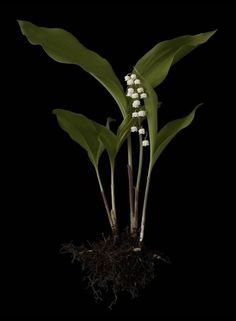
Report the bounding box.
[94,115,132,164]
[18,20,128,117]
[151,104,203,169]
[96,117,115,162]
[53,109,120,166]
[53,109,102,168]
[134,31,216,88]
[92,122,119,164]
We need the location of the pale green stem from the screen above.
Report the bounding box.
[110,161,118,234]
[127,135,133,170]
[134,134,144,237]
[95,167,115,234]
[127,136,135,237]
[139,166,152,245]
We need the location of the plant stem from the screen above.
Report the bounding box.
[128,164,135,237]
[139,169,151,246]
[134,134,144,238]
[110,161,118,234]
[95,167,115,234]
[127,136,135,237]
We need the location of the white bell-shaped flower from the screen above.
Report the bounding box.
[131,93,139,99]
[132,112,139,118]
[132,100,141,108]
[131,126,138,132]
[134,79,141,85]
[138,128,145,135]
[125,75,130,81]
[138,110,146,117]
[140,93,147,99]
[127,87,134,94]
[130,74,137,80]
[137,87,144,93]
[127,79,134,85]
[142,139,149,147]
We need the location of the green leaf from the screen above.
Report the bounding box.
[134,31,216,88]
[95,117,114,161]
[151,104,203,169]
[92,122,119,164]
[18,20,128,117]
[53,109,119,166]
[53,109,103,168]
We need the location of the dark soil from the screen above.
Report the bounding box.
[61,230,170,308]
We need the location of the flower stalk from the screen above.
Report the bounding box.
[133,133,144,238]
[125,73,149,240]
[139,173,151,245]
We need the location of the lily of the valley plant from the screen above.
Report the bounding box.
[18,21,215,247]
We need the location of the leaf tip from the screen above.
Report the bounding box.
[192,102,204,116]
[52,109,59,116]
[205,29,218,40]
[196,102,204,109]
[17,20,26,33]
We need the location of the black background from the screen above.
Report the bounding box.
[2,1,235,316]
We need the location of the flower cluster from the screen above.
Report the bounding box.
[124,73,149,147]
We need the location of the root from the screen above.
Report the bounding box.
[60,230,170,308]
